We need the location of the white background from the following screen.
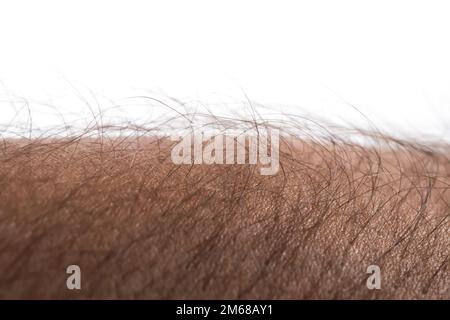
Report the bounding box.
[1,0,449,139]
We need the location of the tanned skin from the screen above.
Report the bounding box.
[0,126,449,299]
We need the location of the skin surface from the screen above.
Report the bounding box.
[0,134,449,299]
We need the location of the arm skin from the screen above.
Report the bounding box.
[0,138,449,299]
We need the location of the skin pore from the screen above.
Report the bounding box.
[0,129,448,299]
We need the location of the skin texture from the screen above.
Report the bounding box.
[0,130,449,299]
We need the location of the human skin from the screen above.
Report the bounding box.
[0,133,448,299]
